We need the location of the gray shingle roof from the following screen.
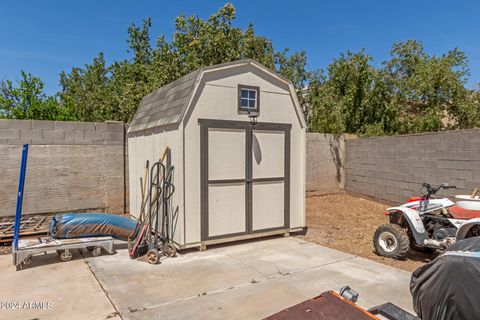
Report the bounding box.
[128,59,299,133]
[128,69,201,133]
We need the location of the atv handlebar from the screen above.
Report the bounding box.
[421,183,456,198]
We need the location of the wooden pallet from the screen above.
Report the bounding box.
[0,214,52,243]
[0,244,12,255]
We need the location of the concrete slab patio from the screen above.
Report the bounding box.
[0,250,119,320]
[0,237,414,320]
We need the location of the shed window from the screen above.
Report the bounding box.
[238,85,260,114]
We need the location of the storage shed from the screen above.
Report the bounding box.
[128,59,306,249]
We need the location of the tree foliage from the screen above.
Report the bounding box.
[0,71,71,120]
[1,4,479,137]
[58,3,307,123]
[307,40,480,135]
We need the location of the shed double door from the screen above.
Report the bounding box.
[200,120,290,241]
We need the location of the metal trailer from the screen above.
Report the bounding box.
[13,236,114,271]
[11,144,116,271]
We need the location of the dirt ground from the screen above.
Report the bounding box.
[298,193,434,272]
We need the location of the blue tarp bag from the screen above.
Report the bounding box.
[49,213,137,241]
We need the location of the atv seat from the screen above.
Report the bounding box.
[417,202,444,213]
[449,204,480,220]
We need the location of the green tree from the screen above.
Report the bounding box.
[384,40,477,133]
[59,53,112,121]
[306,72,346,135]
[4,4,478,135]
[59,3,310,123]
[275,49,313,111]
[306,40,479,136]
[306,51,396,135]
[0,71,70,120]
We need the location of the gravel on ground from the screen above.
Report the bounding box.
[298,193,434,272]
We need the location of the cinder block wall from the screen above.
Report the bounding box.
[345,129,480,203]
[306,133,345,195]
[11,120,478,215]
[0,119,128,217]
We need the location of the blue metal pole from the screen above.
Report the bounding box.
[13,144,29,251]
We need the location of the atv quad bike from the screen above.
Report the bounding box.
[373,183,480,259]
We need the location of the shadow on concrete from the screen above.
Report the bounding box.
[114,242,129,250]
[370,249,436,265]
[176,228,311,256]
[177,234,292,255]
[406,250,438,264]
[16,250,85,271]
[16,247,120,271]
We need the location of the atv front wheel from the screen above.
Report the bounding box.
[373,224,410,259]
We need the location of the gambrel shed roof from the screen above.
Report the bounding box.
[128,59,306,133]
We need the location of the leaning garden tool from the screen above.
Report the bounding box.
[129,147,177,264]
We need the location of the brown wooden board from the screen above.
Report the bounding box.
[0,244,12,255]
[264,291,379,320]
[0,214,52,242]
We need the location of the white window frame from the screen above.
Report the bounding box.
[238,85,260,114]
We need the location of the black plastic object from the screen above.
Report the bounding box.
[368,303,419,320]
[410,237,480,320]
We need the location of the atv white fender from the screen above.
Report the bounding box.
[387,207,427,233]
[456,218,480,240]
[386,206,427,244]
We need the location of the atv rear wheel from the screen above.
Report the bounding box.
[373,224,410,259]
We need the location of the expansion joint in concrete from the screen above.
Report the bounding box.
[81,253,124,320]
[131,254,358,314]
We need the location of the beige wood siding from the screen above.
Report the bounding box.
[208,128,245,180]
[183,67,305,244]
[252,130,285,179]
[129,62,306,247]
[208,183,246,236]
[128,128,185,245]
[252,181,284,230]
